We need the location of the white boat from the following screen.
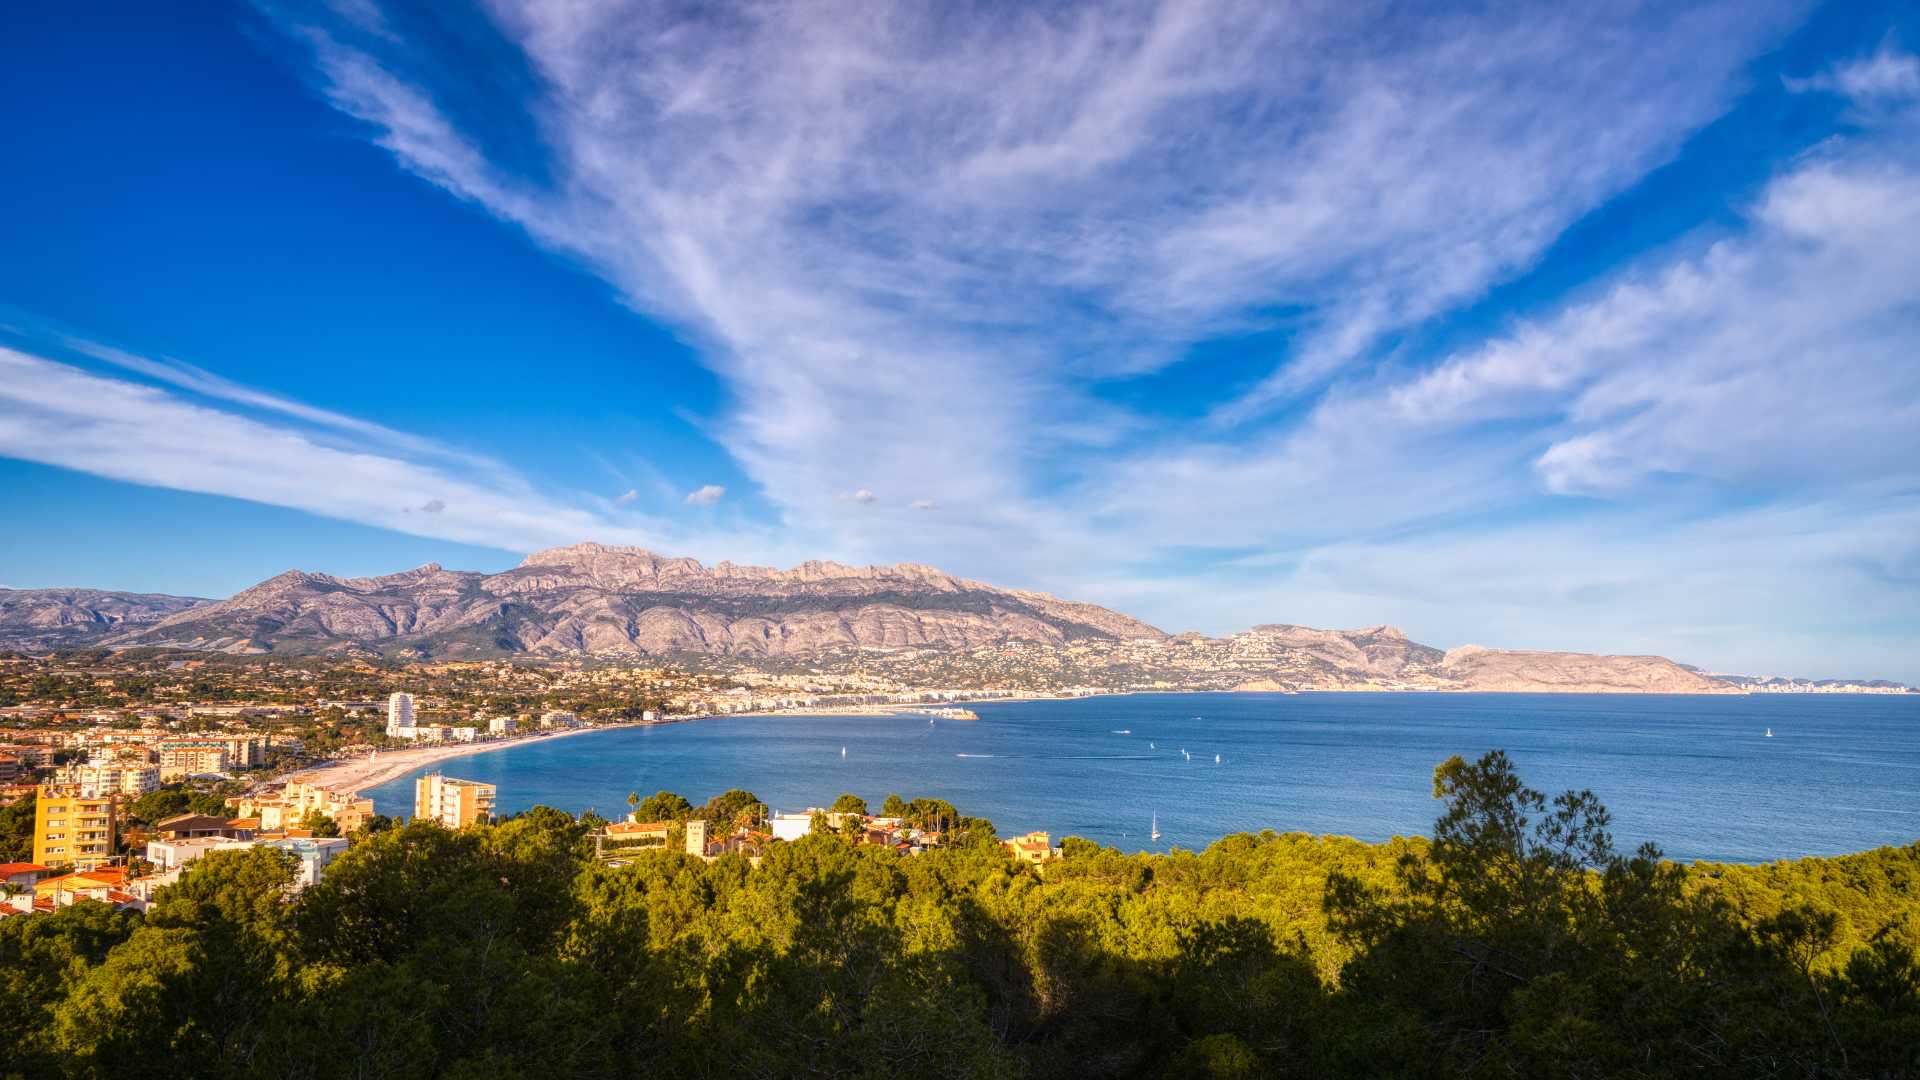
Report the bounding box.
[841,746,848,758]
[1112,729,1131,735]
[1149,742,1156,750]
[1214,754,1221,764]
[1765,728,1773,738]
[1151,813,1160,842]
[1182,749,1191,761]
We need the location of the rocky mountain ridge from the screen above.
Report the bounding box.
[1191,624,1733,694]
[104,543,1165,658]
[0,543,1877,693]
[0,587,209,650]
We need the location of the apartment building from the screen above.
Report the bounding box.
[217,735,270,768]
[235,780,375,832]
[55,759,159,798]
[157,741,229,782]
[32,785,118,870]
[413,774,496,829]
[386,692,416,737]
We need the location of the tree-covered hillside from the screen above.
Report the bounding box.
[3,752,1916,1078]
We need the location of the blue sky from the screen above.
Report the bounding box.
[3,1,1918,681]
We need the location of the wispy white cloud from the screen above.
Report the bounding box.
[1396,145,1920,498]
[0,346,789,561]
[682,484,725,506]
[267,0,1798,543]
[59,336,492,471]
[1069,98,1920,677]
[1787,42,1920,107]
[35,2,1916,678]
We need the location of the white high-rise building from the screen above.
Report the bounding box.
[386,692,416,737]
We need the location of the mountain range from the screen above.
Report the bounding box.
[0,543,1894,693]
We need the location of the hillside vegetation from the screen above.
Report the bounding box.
[3,752,1916,1078]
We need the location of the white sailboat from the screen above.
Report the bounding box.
[1214,754,1221,764]
[1764,728,1773,738]
[1151,813,1160,842]
[840,746,848,758]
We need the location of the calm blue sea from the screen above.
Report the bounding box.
[363,692,1920,863]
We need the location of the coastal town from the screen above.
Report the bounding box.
[2,658,1064,922]
[2,634,1909,918]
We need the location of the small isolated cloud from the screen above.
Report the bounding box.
[683,484,725,506]
[615,488,639,505]
[419,498,445,514]
[1786,45,1920,107]
[845,488,877,504]
[910,499,937,510]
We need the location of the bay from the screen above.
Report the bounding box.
[363,691,1920,863]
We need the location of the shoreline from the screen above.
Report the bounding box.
[281,723,639,796]
[715,683,1802,719]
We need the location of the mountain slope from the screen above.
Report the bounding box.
[117,543,1167,657]
[1209,625,1731,693]
[0,587,209,650]
[1432,645,1735,694]
[0,546,1757,692]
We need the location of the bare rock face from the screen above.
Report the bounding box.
[1435,645,1740,693]
[116,543,1167,658]
[1214,625,1737,693]
[1235,624,1446,680]
[0,588,209,649]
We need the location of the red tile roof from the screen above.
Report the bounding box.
[36,866,129,891]
[0,862,51,876]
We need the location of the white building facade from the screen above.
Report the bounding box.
[386,692,416,738]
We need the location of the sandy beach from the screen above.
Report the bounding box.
[281,724,636,796]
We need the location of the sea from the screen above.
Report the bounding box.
[363,691,1920,863]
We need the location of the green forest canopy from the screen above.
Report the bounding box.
[2,751,1916,1079]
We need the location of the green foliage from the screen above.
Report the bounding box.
[353,812,396,836]
[4,755,1917,1078]
[0,791,35,861]
[297,809,341,838]
[128,785,234,826]
[830,792,869,815]
[629,790,693,822]
[698,788,764,830]
[0,901,139,1078]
